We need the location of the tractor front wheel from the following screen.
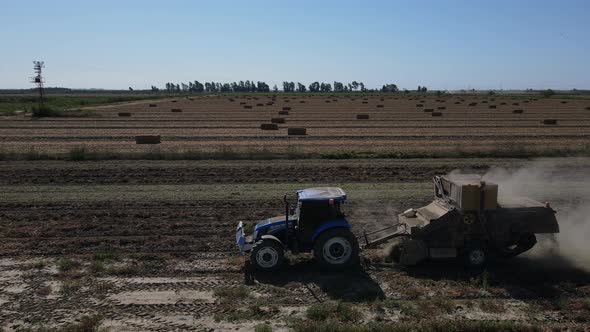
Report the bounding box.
[250,239,284,271]
[314,228,360,269]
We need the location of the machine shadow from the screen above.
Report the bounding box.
[402,255,590,301]
[243,257,385,302]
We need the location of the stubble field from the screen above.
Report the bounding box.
[1,94,589,157]
[0,94,589,331]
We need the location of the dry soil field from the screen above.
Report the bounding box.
[0,156,589,331]
[1,94,590,331]
[1,94,589,156]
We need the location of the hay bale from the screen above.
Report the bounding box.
[469,102,478,106]
[239,102,246,105]
[118,112,132,117]
[416,104,424,107]
[325,100,331,103]
[437,106,446,110]
[561,101,568,104]
[432,112,443,116]
[454,101,461,104]
[243,105,253,109]
[489,105,497,109]
[282,106,291,111]
[260,123,279,130]
[482,101,488,104]
[188,98,194,101]
[228,98,234,102]
[424,108,434,112]
[288,127,307,135]
[356,114,370,120]
[278,110,289,115]
[271,117,286,124]
[135,135,161,144]
[500,102,507,105]
[300,100,305,103]
[266,102,274,106]
[256,103,264,107]
[543,119,558,125]
[362,101,368,104]
[513,109,524,114]
[585,107,590,110]
[376,104,384,108]
[171,100,177,103]
[513,103,520,106]
[149,104,157,107]
[171,108,182,112]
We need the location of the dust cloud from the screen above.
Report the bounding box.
[457,159,590,271]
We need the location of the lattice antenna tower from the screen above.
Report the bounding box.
[31,61,45,108]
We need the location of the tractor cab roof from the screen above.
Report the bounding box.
[297,187,347,202]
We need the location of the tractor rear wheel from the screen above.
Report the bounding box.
[250,239,284,272]
[314,228,360,269]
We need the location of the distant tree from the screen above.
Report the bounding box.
[273,84,278,92]
[381,84,398,93]
[309,82,320,92]
[421,86,427,93]
[128,87,133,91]
[359,82,365,92]
[151,85,159,92]
[194,81,204,92]
[319,83,332,92]
[541,89,555,98]
[257,81,270,92]
[417,85,421,92]
[352,81,359,91]
[297,82,306,92]
[488,90,495,96]
[333,81,344,92]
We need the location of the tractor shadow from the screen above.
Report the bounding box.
[243,257,385,302]
[401,254,590,302]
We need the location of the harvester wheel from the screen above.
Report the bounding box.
[314,228,360,270]
[464,246,487,268]
[250,239,284,272]
[463,213,477,225]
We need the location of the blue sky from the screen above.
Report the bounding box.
[1,0,589,90]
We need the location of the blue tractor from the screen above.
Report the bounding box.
[236,187,360,271]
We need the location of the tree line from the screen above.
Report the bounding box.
[153,80,428,93]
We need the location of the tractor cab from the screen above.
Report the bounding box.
[236,187,359,271]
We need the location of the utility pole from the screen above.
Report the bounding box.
[31,61,45,108]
